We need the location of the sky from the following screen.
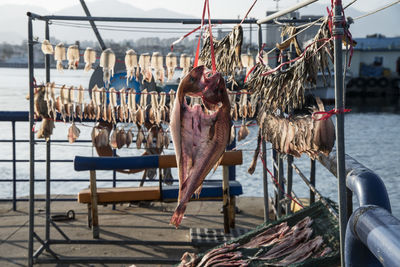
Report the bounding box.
[1,0,398,19]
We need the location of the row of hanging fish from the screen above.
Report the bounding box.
[41,40,196,85]
[248,98,335,174]
[245,17,334,112]
[91,125,170,150]
[199,25,243,77]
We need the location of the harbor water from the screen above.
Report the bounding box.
[0,67,399,218]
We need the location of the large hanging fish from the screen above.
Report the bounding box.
[170,66,231,227]
[100,48,116,85]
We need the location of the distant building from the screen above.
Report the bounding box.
[349,35,400,77]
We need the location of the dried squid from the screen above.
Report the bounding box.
[83,47,96,72]
[125,49,138,84]
[54,43,66,71]
[100,48,116,85]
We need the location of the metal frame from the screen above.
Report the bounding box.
[24,11,262,266]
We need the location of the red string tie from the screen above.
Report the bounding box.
[312,108,351,121]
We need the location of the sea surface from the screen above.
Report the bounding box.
[0,67,399,218]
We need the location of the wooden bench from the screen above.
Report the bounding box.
[74,151,243,238]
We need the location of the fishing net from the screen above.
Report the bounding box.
[182,199,340,266]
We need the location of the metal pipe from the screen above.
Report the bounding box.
[79,0,107,50]
[257,0,319,24]
[332,0,347,265]
[346,205,400,267]
[45,19,51,242]
[277,155,284,218]
[310,159,316,204]
[27,14,35,267]
[12,121,16,211]
[262,140,269,223]
[286,155,293,214]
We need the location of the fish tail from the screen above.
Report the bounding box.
[170,202,187,228]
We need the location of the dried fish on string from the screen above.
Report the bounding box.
[246,18,334,112]
[276,25,303,56]
[169,89,175,112]
[252,98,335,163]
[66,45,80,70]
[76,85,84,120]
[100,48,116,85]
[116,128,126,149]
[54,43,66,71]
[68,122,80,143]
[41,40,53,55]
[83,47,96,72]
[151,52,164,84]
[137,89,148,126]
[119,88,128,122]
[125,49,138,84]
[127,88,137,123]
[149,91,159,124]
[238,89,249,118]
[126,128,133,148]
[139,53,152,82]
[136,126,145,149]
[109,87,117,124]
[165,52,177,81]
[179,54,191,78]
[237,121,249,141]
[199,25,243,76]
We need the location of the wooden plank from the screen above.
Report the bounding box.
[89,170,99,239]
[222,166,230,234]
[78,186,161,204]
[158,151,243,168]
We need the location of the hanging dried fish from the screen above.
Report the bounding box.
[37,119,55,141]
[156,128,164,149]
[126,128,133,148]
[110,129,118,149]
[163,131,170,149]
[151,52,164,84]
[59,85,67,122]
[67,45,80,70]
[229,124,236,145]
[179,54,191,78]
[237,121,249,141]
[109,87,117,124]
[256,98,335,160]
[101,87,107,122]
[67,85,75,119]
[136,127,145,149]
[139,53,152,82]
[238,90,249,118]
[100,48,116,85]
[248,92,259,118]
[166,52,177,81]
[68,122,80,143]
[120,88,128,122]
[137,89,148,126]
[159,92,167,122]
[169,89,175,112]
[41,40,53,55]
[83,47,96,72]
[127,88,137,123]
[149,92,159,124]
[146,128,154,148]
[276,26,302,56]
[199,25,243,76]
[76,85,84,120]
[125,49,138,85]
[98,128,109,147]
[246,18,334,112]
[116,128,126,149]
[54,43,66,71]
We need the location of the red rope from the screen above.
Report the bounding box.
[193,1,207,68]
[259,153,304,209]
[261,37,333,76]
[312,108,351,120]
[239,0,258,25]
[170,25,202,51]
[206,0,216,74]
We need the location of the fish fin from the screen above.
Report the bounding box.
[212,154,224,173]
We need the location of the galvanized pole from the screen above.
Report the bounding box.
[45,20,51,241]
[310,159,316,204]
[258,24,269,223]
[79,0,107,51]
[27,14,35,267]
[333,0,347,265]
[12,121,16,211]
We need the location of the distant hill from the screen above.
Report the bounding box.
[0,0,398,44]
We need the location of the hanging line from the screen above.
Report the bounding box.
[193,0,208,68]
[312,108,351,121]
[239,0,258,25]
[258,151,304,209]
[206,0,217,74]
